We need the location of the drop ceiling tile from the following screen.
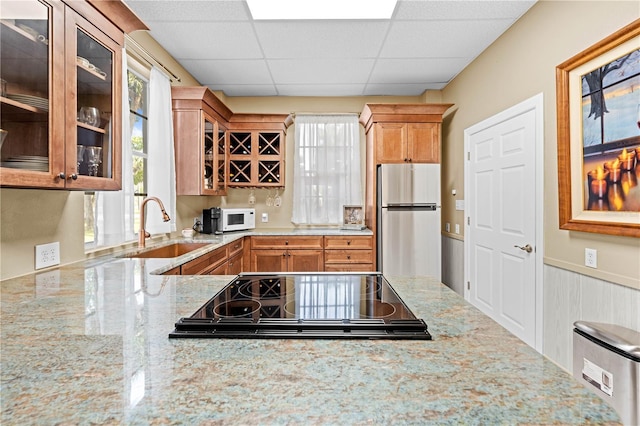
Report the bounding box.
[149,22,262,60]
[363,83,444,96]
[394,1,536,20]
[380,19,515,58]
[254,21,389,59]
[178,59,272,85]
[369,58,471,84]
[267,58,375,84]
[125,1,250,22]
[276,84,366,97]
[210,84,278,97]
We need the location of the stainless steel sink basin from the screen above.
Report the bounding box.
[123,242,210,259]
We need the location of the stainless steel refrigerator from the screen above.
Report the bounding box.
[377,163,441,279]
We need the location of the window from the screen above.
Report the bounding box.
[129,70,149,233]
[291,115,362,225]
[84,58,149,249]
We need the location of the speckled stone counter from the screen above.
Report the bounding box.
[1,241,620,425]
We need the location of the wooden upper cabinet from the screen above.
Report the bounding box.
[361,104,452,164]
[172,86,232,195]
[0,0,146,190]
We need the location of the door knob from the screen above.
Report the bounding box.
[514,244,533,253]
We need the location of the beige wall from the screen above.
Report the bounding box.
[3,2,639,287]
[440,0,640,289]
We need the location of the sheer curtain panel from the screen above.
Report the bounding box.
[292,114,362,225]
[145,66,176,234]
[94,48,135,246]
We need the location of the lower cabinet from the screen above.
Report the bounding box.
[227,251,243,275]
[160,234,374,275]
[182,245,228,275]
[250,236,324,272]
[161,237,245,275]
[324,236,374,272]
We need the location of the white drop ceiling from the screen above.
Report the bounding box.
[123,0,537,97]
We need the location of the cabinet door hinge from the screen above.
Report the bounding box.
[467,281,470,290]
[467,152,470,161]
[467,216,470,226]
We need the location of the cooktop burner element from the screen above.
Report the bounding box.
[170,273,431,340]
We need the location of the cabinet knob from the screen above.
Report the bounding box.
[347,240,351,245]
[58,172,66,180]
[347,255,351,260]
[68,173,78,180]
[285,240,288,245]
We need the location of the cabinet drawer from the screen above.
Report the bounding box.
[182,246,228,275]
[324,249,373,264]
[324,236,373,250]
[251,236,323,250]
[325,264,374,272]
[227,238,244,258]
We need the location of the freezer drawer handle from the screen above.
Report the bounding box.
[385,203,437,211]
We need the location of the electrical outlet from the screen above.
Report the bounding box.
[261,212,269,223]
[455,224,460,234]
[35,242,60,270]
[445,223,450,232]
[585,248,597,268]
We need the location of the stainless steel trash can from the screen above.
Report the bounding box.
[573,321,640,426]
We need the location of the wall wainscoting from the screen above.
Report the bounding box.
[543,264,640,372]
[441,235,639,373]
[441,235,464,295]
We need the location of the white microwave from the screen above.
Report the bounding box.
[203,207,255,234]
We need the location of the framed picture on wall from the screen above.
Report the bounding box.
[556,19,640,237]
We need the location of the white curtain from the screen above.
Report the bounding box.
[145,66,176,234]
[292,114,362,225]
[94,48,135,246]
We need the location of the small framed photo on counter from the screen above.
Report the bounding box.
[342,205,365,230]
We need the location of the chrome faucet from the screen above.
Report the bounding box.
[138,196,170,248]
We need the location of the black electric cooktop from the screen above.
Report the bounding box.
[170,273,431,340]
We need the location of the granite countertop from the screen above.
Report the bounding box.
[0,236,620,425]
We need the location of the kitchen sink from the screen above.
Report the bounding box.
[123,242,210,259]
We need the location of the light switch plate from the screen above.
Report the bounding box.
[585,248,597,268]
[261,212,268,223]
[455,200,465,211]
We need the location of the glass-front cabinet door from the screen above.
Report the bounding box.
[0,0,60,187]
[65,7,121,190]
[0,0,123,190]
[202,113,226,195]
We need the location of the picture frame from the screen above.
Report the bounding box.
[556,19,640,238]
[342,205,365,229]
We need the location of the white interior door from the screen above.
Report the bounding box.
[464,94,543,350]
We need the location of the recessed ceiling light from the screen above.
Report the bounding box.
[247,0,398,20]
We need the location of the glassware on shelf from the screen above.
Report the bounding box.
[78,106,101,127]
[248,189,256,205]
[76,145,85,174]
[86,146,102,176]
